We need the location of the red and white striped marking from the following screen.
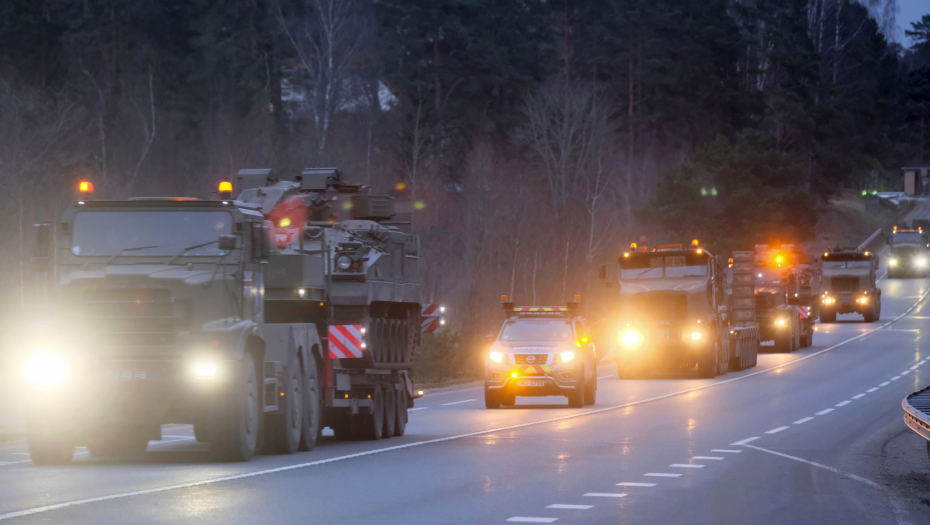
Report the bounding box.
[421,303,445,334]
[799,307,809,319]
[328,325,364,358]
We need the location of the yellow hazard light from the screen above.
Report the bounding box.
[511,372,518,378]
[692,239,699,247]
[78,181,94,193]
[631,242,638,250]
[894,226,897,231]
[279,217,292,227]
[775,256,783,264]
[501,295,509,302]
[218,181,233,193]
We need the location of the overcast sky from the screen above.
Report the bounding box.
[897,0,927,46]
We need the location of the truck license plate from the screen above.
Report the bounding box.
[656,329,671,339]
[517,380,545,387]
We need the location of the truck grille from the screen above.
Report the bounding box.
[633,294,687,322]
[82,288,176,346]
[830,277,860,293]
[514,354,549,365]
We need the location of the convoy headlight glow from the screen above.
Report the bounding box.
[336,255,352,270]
[823,297,835,304]
[918,258,928,267]
[620,329,642,347]
[489,351,503,363]
[560,351,575,363]
[193,361,219,378]
[889,258,898,266]
[776,318,786,327]
[22,350,69,390]
[690,331,702,340]
[857,297,869,304]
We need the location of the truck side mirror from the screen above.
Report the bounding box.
[250,223,270,260]
[34,223,52,272]
[218,235,239,251]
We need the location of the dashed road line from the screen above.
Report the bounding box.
[852,394,866,399]
[880,382,891,386]
[584,493,627,498]
[670,464,704,468]
[866,387,879,393]
[547,505,592,510]
[507,518,557,523]
[901,371,910,375]
[597,374,613,380]
[765,427,790,434]
[835,401,851,407]
[616,483,657,487]
[731,437,760,446]
[816,409,834,415]
[440,399,476,406]
[692,456,724,460]
[891,376,901,381]
[712,449,741,453]
[911,365,920,370]
[793,417,814,425]
[644,473,681,477]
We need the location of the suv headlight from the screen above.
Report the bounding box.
[22,350,69,390]
[489,351,503,363]
[560,351,575,362]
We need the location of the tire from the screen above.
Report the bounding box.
[698,346,717,378]
[299,356,322,452]
[568,368,584,408]
[484,387,501,409]
[791,318,800,352]
[355,386,384,440]
[194,414,209,442]
[382,385,396,438]
[28,434,74,465]
[211,357,260,462]
[501,392,516,406]
[394,388,408,436]
[88,433,148,458]
[863,308,874,323]
[265,353,304,455]
[820,310,836,323]
[584,370,597,406]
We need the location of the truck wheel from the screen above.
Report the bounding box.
[299,356,322,451]
[28,434,74,465]
[355,386,384,440]
[394,389,408,436]
[820,310,836,323]
[584,372,597,406]
[265,354,303,455]
[791,319,801,352]
[698,350,717,378]
[382,386,396,438]
[194,414,209,442]
[211,357,260,462]
[484,387,501,409]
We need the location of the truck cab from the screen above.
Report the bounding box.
[887,228,930,278]
[820,249,881,322]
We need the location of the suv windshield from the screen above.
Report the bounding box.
[71,211,234,257]
[620,253,708,280]
[500,319,572,342]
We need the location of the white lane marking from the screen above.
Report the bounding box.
[161,435,195,440]
[816,409,834,415]
[911,365,920,370]
[670,464,704,468]
[731,437,760,446]
[901,371,910,375]
[835,401,851,407]
[765,426,790,434]
[0,460,32,466]
[793,417,814,425]
[880,382,891,386]
[583,493,627,498]
[741,444,879,488]
[6,289,928,522]
[616,482,657,487]
[691,456,724,460]
[644,473,682,477]
[440,399,476,406]
[867,388,879,393]
[852,394,866,399]
[891,376,901,381]
[547,505,593,510]
[712,449,741,453]
[408,407,428,411]
[507,518,557,523]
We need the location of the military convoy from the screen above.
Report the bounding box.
[819,249,881,322]
[23,168,423,464]
[599,241,759,379]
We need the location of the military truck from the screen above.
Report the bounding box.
[599,241,758,379]
[887,227,930,278]
[752,245,811,352]
[23,168,422,464]
[819,249,881,322]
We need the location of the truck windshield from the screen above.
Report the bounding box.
[620,253,708,279]
[71,211,234,257]
[500,319,572,342]
[823,261,870,269]
[893,232,922,243]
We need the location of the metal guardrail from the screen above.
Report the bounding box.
[857,228,884,253]
[903,386,930,442]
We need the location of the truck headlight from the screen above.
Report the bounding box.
[22,350,69,390]
[560,351,575,362]
[336,255,353,270]
[776,318,786,327]
[917,259,928,267]
[620,329,642,347]
[193,361,219,378]
[822,297,835,304]
[489,351,503,363]
[889,259,898,266]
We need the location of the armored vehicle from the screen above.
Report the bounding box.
[819,249,881,322]
[483,297,596,409]
[887,228,930,278]
[600,242,757,379]
[23,169,422,465]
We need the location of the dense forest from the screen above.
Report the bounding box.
[1,0,928,378]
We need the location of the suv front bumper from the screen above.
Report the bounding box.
[484,361,581,397]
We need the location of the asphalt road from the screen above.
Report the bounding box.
[3,247,930,523]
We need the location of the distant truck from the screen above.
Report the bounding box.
[887,227,930,278]
[819,249,881,323]
[599,241,758,379]
[24,168,424,464]
[483,297,597,408]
